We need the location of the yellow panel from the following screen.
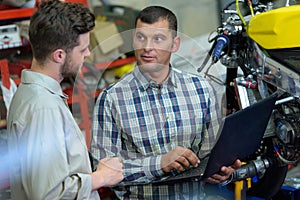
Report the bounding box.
[247,5,300,49]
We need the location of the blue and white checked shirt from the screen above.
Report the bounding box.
[91,66,221,199]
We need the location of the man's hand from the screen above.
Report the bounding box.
[206,159,242,184]
[91,157,124,190]
[161,146,200,173]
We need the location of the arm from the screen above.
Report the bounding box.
[198,81,222,158]
[206,159,242,184]
[199,80,242,183]
[161,146,200,173]
[91,91,164,185]
[20,108,95,199]
[91,157,124,189]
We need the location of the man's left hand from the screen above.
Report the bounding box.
[206,159,242,184]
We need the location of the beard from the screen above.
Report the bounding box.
[60,54,80,78]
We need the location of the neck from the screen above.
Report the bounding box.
[30,59,63,83]
[139,64,170,84]
[146,71,168,84]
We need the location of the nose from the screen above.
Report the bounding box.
[143,39,154,52]
[85,48,91,57]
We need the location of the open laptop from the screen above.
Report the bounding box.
[152,93,278,185]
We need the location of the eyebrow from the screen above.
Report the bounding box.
[81,44,89,52]
[135,30,168,37]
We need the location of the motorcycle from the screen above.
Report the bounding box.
[199,0,300,198]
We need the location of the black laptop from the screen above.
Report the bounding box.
[152,93,277,185]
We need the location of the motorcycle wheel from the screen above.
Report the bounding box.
[247,163,288,199]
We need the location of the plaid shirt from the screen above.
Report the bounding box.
[91,66,221,199]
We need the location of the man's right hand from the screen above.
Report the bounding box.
[161,146,200,173]
[91,157,124,190]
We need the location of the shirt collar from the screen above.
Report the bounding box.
[133,65,178,92]
[21,69,68,99]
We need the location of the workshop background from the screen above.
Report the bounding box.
[0,0,299,200]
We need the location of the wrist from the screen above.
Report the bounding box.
[91,171,104,190]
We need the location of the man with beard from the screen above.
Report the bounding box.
[7,0,123,199]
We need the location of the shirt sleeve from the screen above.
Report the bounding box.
[16,108,95,200]
[198,80,222,158]
[91,90,164,185]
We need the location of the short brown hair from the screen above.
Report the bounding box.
[29,0,95,63]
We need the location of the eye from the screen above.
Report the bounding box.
[136,33,145,41]
[154,35,166,43]
[81,47,89,54]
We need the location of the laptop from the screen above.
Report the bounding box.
[152,93,278,185]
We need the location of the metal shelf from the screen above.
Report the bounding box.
[0,0,88,21]
[0,6,36,21]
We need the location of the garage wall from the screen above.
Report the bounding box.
[90,0,221,38]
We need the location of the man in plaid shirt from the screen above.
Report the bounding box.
[91,5,241,199]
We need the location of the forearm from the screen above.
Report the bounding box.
[24,110,94,199]
[119,154,164,185]
[24,173,93,200]
[91,171,107,190]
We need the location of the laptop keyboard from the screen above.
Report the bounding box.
[152,157,209,185]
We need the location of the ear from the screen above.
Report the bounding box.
[52,49,66,63]
[171,36,180,53]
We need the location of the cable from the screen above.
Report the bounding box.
[247,0,255,16]
[236,0,247,26]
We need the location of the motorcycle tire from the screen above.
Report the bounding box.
[247,164,288,199]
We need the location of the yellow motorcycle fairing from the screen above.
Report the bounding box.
[247,5,300,50]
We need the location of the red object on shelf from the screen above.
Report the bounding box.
[0,59,10,90]
[8,59,31,86]
[0,6,36,20]
[0,0,89,21]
